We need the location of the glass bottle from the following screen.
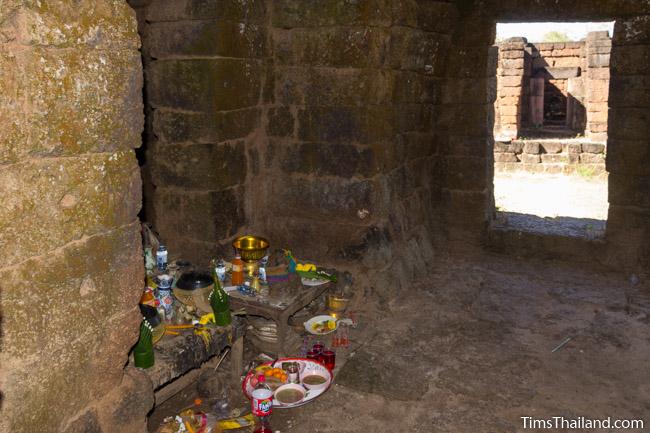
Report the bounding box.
[210,266,232,326]
[231,254,245,285]
[251,375,273,433]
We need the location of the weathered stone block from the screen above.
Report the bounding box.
[580,153,605,164]
[501,50,525,59]
[588,53,610,68]
[148,59,263,111]
[15,48,142,159]
[393,71,439,104]
[611,45,650,75]
[388,28,448,73]
[151,141,246,190]
[521,153,541,163]
[587,109,608,123]
[523,142,540,154]
[269,176,378,223]
[154,187,245,244]
[582,143,606,154]
[0,152,141,266]
[279,142,378,178]
[499,75,523,87]
[541,154,569,163]
[540,142,562,154]
[441,156,488,191]
[500,58,524,69]
[268,106,295,137]
[494,152,518,162]
[415,1,456,33]
[607,139,650,175]
[609,75,650,108]
[146,0,267,23]
[272,0,392,28]
[13,1,139,49]
[153,108,260,144]
[610,108,650,141]
[147,20,268,59]
[613,16,650,45]
[565,142,582,154]
[609,173,650,208]
[274,27,389,68]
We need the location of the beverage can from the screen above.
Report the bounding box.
[156,245,168,272]
[251,388,273,417]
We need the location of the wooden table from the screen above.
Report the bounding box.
[228,275,331,356]
[137,317,246,406]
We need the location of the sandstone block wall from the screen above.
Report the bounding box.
[494,33,611,141]
[447,0,650,273]
[132,0,456,289]
[129,0,269,265]
[0,2,151,433]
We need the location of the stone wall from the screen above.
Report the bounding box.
[445,0,650,273]
[132,0,455,288]
[494,33,611,140]
[0,2,151,433]
[129,0,269,265]
[259,0,453,287]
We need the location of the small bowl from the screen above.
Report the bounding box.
[300,371,329,392]
[232,235,270,262]
[274,383,305,405]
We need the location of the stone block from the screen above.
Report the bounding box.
[278,141,379,178]
[389,28,448,73]
[580,153,605,164]
[146,0,267,23]
[541,154,569,163]
[500,105,519,116]
[552,57,582,68]
[521,153,541,163]
[608,173,650,208]
[151,141,246,190]
[605,105,647,137]
[393,71,439,104]
[545,67,580,79]
[493,152,518,162]
[588,53,610,68]
[588,122,608,133]
[499,75,523,87]
[523,142,540,154]
[607,139,650,175]
[540,142,563,154]
[272,0,393,28]
[501,50,525,59]
[499,68,526,76]
[565,143,582,154]
[587,131,608,142]
[588,68,610,80]
[614,16,650,45]
[148,59,263,111]
[15,48,142,159]
[147,20,268,59]
[589,45,612,54]
[269,176,378,223]
[582,143,606,154]
[267,106,295,137]
[587,109,608,124]
[441,156,488,191]
[609,75,650,107]
[274,27,389,68]
[497,85,523,97]
[13,2,139,49]
[500,58,524,69]
[586,79,610,102]
[0,152,141,266]
[611,45,650,75]
[153,107,260,144]
[445,135,492,158]
[417,1,458,34]
[153,187,245,245]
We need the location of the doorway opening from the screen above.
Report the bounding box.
[491,21,614,239]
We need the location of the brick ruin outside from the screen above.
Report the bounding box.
[493,32,611,174]
[1,1,649,432]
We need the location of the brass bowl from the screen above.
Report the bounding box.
[326,294,350,312]
[232,235,270,262]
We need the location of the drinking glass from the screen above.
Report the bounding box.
[321,349,335,370]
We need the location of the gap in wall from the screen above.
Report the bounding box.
[491,21,614,240]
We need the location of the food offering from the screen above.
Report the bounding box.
[304,315,338,335]
[243,358,333,409]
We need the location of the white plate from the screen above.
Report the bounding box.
[301,277,329,286]
[303,315,338,335]
[243,358,332,409]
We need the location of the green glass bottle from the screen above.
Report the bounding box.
[210,265,232,326]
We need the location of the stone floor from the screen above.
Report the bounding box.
[151,255,649,432]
